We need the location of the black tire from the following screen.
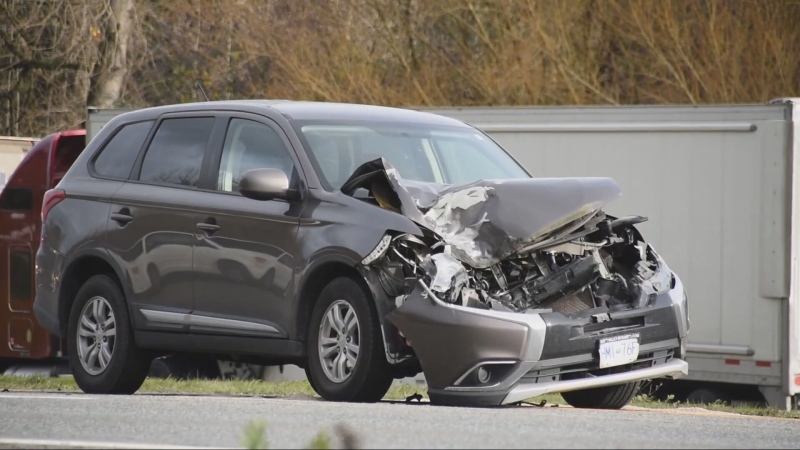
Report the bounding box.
[305,277,393,402]
[149,355,222,380]
[561,381,641,409]
[67,274,152,394]
[686,387,730,405]
[148,358,176,379]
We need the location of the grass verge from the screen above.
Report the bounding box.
[627,394,800,419]
[2,375,798,419]
[241,419,359,450]
[0,374,420,400]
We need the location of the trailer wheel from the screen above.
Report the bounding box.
[561,381,641,409]
[149,355,221,380]
[67,274,152,394]
[686,387,731,405]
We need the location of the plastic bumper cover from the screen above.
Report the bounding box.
[387,274,689,407]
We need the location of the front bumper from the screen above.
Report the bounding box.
[386,272,690,407]
[503,358,688,404]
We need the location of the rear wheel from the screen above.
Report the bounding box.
[561,381,641,409]
[67,274,152,394]
[148,355,222,380]
[305,277,393,402]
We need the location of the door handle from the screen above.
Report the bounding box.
[110,208,133,225]
[196,218,220,233]
[196,223,220,232]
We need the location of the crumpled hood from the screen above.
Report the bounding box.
[340,158,622,268]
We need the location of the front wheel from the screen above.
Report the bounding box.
[561,381,641,409]
[67,274,152,394]
[305,277,393,402]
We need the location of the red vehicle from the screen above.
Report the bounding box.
[0,129,234,378]
[0,130,85,374]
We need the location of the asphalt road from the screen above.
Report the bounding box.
[1,391,799,449]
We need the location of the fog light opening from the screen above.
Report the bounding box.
[477,366,491,384]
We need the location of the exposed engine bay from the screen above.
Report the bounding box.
[346,158,671,316]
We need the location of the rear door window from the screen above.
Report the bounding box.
[138,117,215,188]
[93,120,154,180]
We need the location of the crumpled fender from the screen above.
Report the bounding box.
[340,157,622,268]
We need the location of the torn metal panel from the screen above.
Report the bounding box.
[421,252,469,303]
[339,157,430,226]
[340,157,623,268]
[394,178,450,210]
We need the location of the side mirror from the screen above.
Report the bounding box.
[239,168,297,201]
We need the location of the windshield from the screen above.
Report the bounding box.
[292,120,530,191]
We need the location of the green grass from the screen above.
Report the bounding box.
[241,419,269,449]
[2,375,798,419]
[627,394,800,419]
[0,374,422,400]
[524,392,800,419]
[240,420,359,450]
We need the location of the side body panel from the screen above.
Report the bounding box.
[33,172,124,336]
[261,107,425,342]
[190,194,298,338]
[106,182,201,329]
[785,99,800,402]
[189,112,304,338]
[109,112,219,333]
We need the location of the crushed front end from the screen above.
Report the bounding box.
[347,158,690,407]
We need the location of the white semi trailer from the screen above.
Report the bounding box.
[0,136,38,191]
[87,99,800,409]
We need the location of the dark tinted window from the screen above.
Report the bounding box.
[0,187,33,210]
[10,249,32,301]
[139,117,214,187]
[93,120,154,179]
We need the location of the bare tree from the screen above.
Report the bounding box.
[0,0,103,134]
[87,0,136,108]
[3,0,800,138]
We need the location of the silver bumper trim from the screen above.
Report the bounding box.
[501,359,689,405]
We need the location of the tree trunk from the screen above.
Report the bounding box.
[87,0,135,108]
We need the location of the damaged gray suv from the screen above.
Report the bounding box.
[34,100,689,408]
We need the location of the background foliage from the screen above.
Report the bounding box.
[2,0,799,137]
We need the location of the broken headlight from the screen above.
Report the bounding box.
[362,234,392,265]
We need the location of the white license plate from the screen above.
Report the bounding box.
[598,334,640,369]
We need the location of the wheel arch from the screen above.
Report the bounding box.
[58,249,126,338]
[294,256,376,345]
